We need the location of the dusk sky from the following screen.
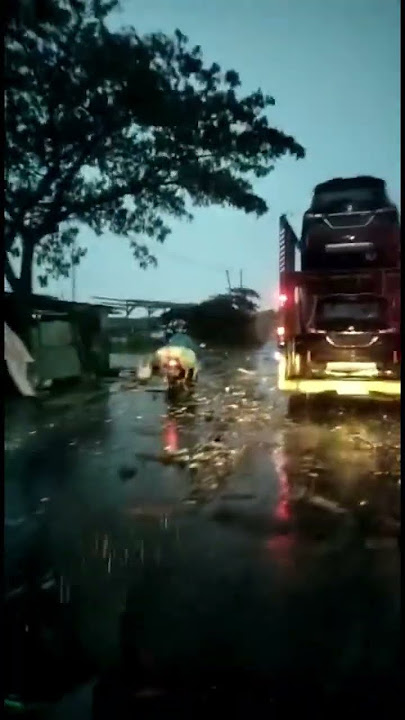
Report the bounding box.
[43,0,400,310]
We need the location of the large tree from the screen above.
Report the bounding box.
[5,0,305,298]
[160,287,267,345]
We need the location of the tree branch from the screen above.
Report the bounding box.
[5,252,18,292]
[63,174,180,220]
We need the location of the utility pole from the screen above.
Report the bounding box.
[71,243,76,302]
[239,269,243,289]
[226,270,232,293]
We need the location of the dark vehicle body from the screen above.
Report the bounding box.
[301,176,400,271]
[278,211,400,397]
[295,293,400,379]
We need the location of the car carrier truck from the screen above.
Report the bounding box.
[277,214,400,400]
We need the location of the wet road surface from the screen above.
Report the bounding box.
[4,345,401,715]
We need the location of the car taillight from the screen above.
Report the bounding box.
[279,294,288,307]
[277,326,285,338]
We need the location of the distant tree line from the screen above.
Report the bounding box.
[162,288,277,346]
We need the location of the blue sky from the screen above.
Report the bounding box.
[44,0,400,310]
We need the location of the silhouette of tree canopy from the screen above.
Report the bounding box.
[226,286,260,312]
[5,0,305,297]
[5,0,64,29]
[160,288,275,346]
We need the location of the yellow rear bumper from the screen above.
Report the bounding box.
[277,356,400,398]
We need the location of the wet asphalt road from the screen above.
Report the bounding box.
[4,345,401,713]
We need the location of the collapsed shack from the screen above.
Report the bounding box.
[4,292,113,394]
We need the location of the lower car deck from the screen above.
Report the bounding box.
[277,355,400,398]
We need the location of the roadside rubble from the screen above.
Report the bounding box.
[128,369,280,502]
[135,435,246,502]
[162,438,243,487]
[127,357,400,547]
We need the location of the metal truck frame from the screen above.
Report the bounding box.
[277,215,400,399]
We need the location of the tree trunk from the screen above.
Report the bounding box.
[5,252,19,293]
[5,237,34,298]
[5,238,35,349]
[19,237,34,299]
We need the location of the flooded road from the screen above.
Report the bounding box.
[4,345,401,715]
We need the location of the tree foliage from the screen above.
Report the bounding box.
[160,287,275,346]
[5,0,65,29]
[5,0,305,296]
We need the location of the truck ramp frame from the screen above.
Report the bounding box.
[277,355,400,398]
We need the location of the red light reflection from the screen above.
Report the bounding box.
[273,447,291,522]
[266,534,294,552]
[265,533,295,570]
[275,499,290,521]
[163,420,179,453]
